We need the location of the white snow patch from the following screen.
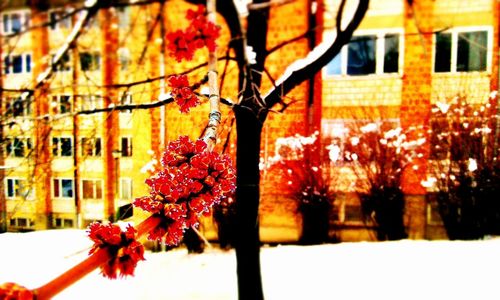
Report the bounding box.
[1,230,500,300]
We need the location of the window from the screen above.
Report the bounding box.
[52,137,73,157]
[81,137,102,156]
[344,204,364,222]
[118,48,130,71]
[5,137,32,157]
[53,178,74,198]
[347,35,376,75]
[121,137,133,157]
[119,92,132,113]
[77,95,103,111]
[4,96,32,117]
[82,179,103,199]
[52,95,72,114]
[325,32,401,76]
[117,7,130,29]
[120,178,133,200]
[2,11,29,34]
[9,218,34,228]
[54,218,74,228]
[5,178,33,199]
[434,29,489,73]
[51,52,71,72]
[79,52,101,71]
[3,54,31,74]
[49,10,71,30]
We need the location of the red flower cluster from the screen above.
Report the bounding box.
[134,136,236,246]
[168,75,200,113]
[0,283,33,300]
[87,222,145,279]
[166,5,221,62]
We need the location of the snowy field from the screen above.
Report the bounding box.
[1,229,499,300]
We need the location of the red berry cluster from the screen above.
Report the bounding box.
[166,5,221,62]
[134,136,236,246]
[168,75,200,113]
[0,283,33,300]
[87,222,145,279]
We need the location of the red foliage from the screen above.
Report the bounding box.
[168,75,200,113]
[134,136,235,246]
[0,282,33,300]
[166,5,221,62]
[87,222,145,279]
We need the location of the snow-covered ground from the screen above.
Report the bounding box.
[1,229,499,300]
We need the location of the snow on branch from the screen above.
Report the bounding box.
[262,0,369,109]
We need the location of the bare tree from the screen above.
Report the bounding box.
[1,0,369,298]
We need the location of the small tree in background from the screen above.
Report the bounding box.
[427,93,500,240]
[338,122,425,240]
[267,132,336,245]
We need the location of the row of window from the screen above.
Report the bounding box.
[4,136,132,158]
[1,7,130,34]
[5,177,133,200]
[325,28,491,76]
[3,51,115,74]
[3,93,132,118]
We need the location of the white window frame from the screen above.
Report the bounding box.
[10,217,35,228]
[51,52,72,72]
[323,28,404,77]
[48,8,72,31]
[120,136,133,157]
[52,178,75,199]
[5,178,34,200]
[432,26,493,74]
[52,136,73,157]
[79,51,101,71]
[3,95,32,117]
[120,178,133,200]
[4,136,32,158]
[81,137,102,157]
[3,53,32,74]
[1,10,30,34]
[119,92,133,113]
[51,94,72,114]
[81,179,103,200]
[78,94,103,111]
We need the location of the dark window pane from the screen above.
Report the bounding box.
[12,99,23,116]
[121,137,132,157]
[52,138,59,156]
[326,54,341,75]
[13,138,24,157]
[79,53,92,71]
[62,179,73,197]
[12,55,23,73]
[53,179,60,197]
[61,138,72,156]
[82,180,93,199]
[457,31,487,72]
[49,12,57,30]
[7,179,14,197]
[435,32,451,72]
[384,34,399,73]
[347,35,376,75]
[95,138,101,156]
[4,56,10,74]
[60,95,71,113]
[95,181,102,199]
[25,55,31,72]
[11,13,21,33]
[3,15,9,33]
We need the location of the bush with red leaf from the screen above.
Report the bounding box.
[87,222,145,279]
[134,136,235,246]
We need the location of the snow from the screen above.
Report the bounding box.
[1,230,500,299]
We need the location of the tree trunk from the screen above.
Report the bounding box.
[234,104,265,300]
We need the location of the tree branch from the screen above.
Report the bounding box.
[262,0,369,109]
